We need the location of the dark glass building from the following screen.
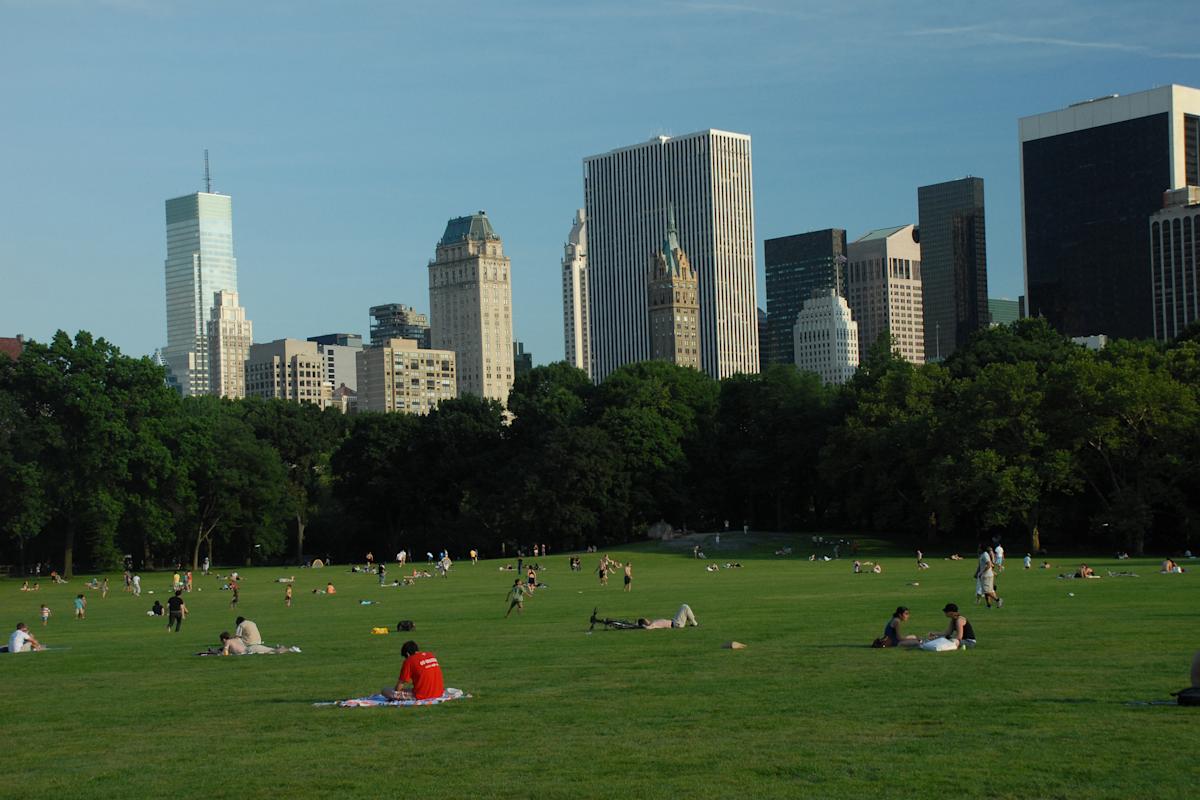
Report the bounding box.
[917,177,989,361]
[763,228,847,366]
[1020,85,1200,340]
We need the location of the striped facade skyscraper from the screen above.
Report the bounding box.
[583,129,758,381]
[561,209,591,377]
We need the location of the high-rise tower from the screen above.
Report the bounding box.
[763,228,848,366]
[584,129,758,381]
[1021,85,1200,340]
[163,167,238,396]
[561,209,591,377]
[428,212,514,404]
[647,205,700,369]
[207,290,252,399]
[846,225,925,364]
[917,177,988,361]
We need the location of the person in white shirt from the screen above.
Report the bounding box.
[994,543,1005,568]
[132,574,142,597]
[1024,553,1032,570]
[976,545,1002,609]
[234,617,262,646]
[7,623,43,653]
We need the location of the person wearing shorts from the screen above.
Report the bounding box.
[505,579,528,617]
[638,604,699,629]
[624,562,633,592]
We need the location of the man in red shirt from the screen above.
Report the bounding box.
[383,640,445,701]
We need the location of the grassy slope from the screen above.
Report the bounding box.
[0,536,1195,799]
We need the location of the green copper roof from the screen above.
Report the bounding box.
[440,212,498,246]
[853,225,909,243]
[661,203,682,272]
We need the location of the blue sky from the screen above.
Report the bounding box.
[2,1,1198,364]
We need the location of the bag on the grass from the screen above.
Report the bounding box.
[870,637,889,648]
[1173,687,1200,706]
[396,620,415,632]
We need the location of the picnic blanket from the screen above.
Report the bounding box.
[317,688,469,707]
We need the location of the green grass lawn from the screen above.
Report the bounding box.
[1,535,1196,799]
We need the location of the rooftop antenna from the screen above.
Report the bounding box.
[203,149,212,193]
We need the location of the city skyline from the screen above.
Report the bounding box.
[3,3,1198,366]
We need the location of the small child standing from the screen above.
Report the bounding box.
[74,594,86,620]
[40,604,50,626]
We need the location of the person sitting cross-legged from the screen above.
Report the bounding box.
[382,640,445,701]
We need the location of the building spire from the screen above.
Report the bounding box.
[204,149,212,193]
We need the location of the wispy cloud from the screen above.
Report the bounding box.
[909,24,1200,60]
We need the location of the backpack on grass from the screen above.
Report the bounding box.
[1172,687,1200,706]
[396,620,415,632]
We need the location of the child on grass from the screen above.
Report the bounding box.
[74,594,86,620]
[40,604,50,626]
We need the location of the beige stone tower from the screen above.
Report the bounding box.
[428,212,514,404]
[206,290,252,399]
[647,205,700,369]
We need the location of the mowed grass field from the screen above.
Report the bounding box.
[1,535,1196,799]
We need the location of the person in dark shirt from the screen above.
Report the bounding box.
[166,590,188,632]
[150,600,164,616]
[881,606,922,648]
[929,603,976,649]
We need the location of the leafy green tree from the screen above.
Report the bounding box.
[0,331,179,575]
[237,398,346,561]
[165,396,288,569]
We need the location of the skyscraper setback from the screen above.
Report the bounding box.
[917,177,989,361]
[1020,85,1200,340]
[163,187,239,395]
[584,130,758,381]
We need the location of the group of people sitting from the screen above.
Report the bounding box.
[853,560,883,574]
[1161,559,1187,574]
[199,616,300,656]
[874,604,976,651]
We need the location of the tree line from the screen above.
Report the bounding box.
[2,320,1198,576]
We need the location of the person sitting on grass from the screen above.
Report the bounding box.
[1076,564,1098,578]
[637,604,699,629]
[219,631,297,655]
[382,640,444,701]
[924,603,976,650]
[5,622,44,653]
[880,606,922,648]
[149,600,164,616]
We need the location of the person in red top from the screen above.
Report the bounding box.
[383,640,445,701]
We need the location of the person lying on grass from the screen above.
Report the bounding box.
[879,606,922,648]
[924,603,976,650]
[219,632,296,655]
[637,604,699,629]
[382,640,444,701]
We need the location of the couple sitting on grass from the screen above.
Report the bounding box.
[875,603,976,651]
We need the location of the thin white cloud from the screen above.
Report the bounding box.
[909,23,1200,61]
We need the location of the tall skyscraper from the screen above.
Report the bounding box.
[206,290,252,399]
[846,225,925,364]
[561,209,591,377]
[793,289,859,385]
[369,304,429,348]
[647,205,700,370]
[763,228,848,366]
[1021,85,1200,340]
[163,186,238,396]
[1151,186,1200,341]
[584,129,758,381]
[917,177,988,361]
[428,212,515,404]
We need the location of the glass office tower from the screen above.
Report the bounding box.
[763,229,847,367]
[1020,85,1200,340]
[917,177,989,361]
[163,192,238,396]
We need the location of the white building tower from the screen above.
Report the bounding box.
[561,209,591,377]
[793,289,859,385]
[584,129,758,381]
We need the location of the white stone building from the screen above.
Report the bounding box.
[793,289,859,385]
